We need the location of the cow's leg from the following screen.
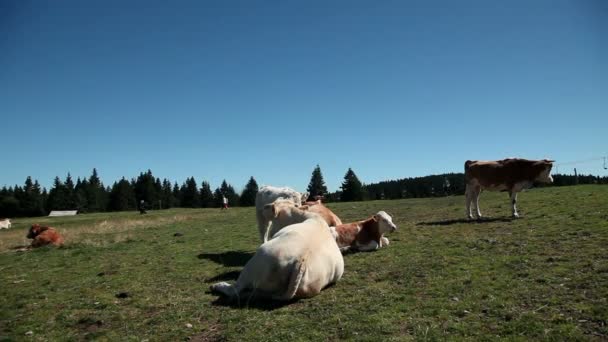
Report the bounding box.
[210,282,239,298]
[465,184,474,219]
[210,257,261,301]
[510,191,519,218]
[256,210,269,242]
[380,236,390,247]
[473,186,482,218]
[357,240,379,252]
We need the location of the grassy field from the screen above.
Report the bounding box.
[1,185,607,341]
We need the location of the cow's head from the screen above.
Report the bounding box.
[535,159,554,184]
[263,198,299,221]
[27,224,48,239]
[373,211,397,234]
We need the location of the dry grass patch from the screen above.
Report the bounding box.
[0,212,199,252]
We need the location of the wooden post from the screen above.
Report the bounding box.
[574,168,578,185]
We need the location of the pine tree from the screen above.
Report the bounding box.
[213,187,224,208]
[0,186,20,217]
[160,179,175,209]
[134,170,159,208]
[239,177,258,207]
[64,173,76,209]
[200,181,214,208]
[74,178,89,211]
[19,177,45,216]
[340,168,364,202]
[181,177,201,208]
[47,176,67,211]
[108,178,136,211]
[307,164,328,200]
[86,168,107,212]
[172,182,181,207]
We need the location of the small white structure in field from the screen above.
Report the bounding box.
[0,218,11,229]
[48,210,78,217]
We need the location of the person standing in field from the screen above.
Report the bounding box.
[138,200,147,214]
[222,195,229,210]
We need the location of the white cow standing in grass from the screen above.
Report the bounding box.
[211,205,343,301]
[255,185,308,242]
[0,219,11,229]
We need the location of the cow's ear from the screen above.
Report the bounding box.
[372,215,379,222]
[263,203,277,220]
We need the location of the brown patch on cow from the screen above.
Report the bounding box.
[305,202,342,226]
[334,217,382,249]
[27,224,64,247]
[465,158,553,189]
[355,218,382,246]
[333,222,360,247]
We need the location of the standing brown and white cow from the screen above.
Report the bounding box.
[465,158,554,219]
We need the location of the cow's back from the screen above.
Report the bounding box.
[305,203,342,227]
[466,158,548,189]
[255,186,303,211]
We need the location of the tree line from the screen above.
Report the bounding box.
[0,169,260,218]
[1,166,606,218]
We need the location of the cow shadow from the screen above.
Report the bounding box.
[208,283,338,311]
[205,270,241,283]
[418,217,515,226]
[209,294,297,311]
[197,251,254,267]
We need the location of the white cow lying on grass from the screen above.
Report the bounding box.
[211,205,343,301]
[0,219,11,229]
[255,185,309,242]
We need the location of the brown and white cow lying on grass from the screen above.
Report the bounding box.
[27,224,64,247]
[210,205,343,301]
[255,185,309,242]
[465,158,554,219]
[330,211,397,252]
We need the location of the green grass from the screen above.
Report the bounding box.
[1,185,607,341]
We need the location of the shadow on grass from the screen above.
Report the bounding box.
[208,282,337,311]
[197,251,254,267]
[418,217,515,226]
[206,270,241,283]
[210,294,296,311]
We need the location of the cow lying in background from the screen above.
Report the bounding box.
[0,218,11,229]
[211,205,343,301]
[262,199,342,241]
[27,224,64,247]
[465,158,554,219]
[255,185,309,242]
[330,211,397,252]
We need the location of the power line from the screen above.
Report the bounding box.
[555,156,606,166]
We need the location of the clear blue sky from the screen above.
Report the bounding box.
[1,0,606,192]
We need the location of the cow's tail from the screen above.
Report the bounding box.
[279,253,308,301]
